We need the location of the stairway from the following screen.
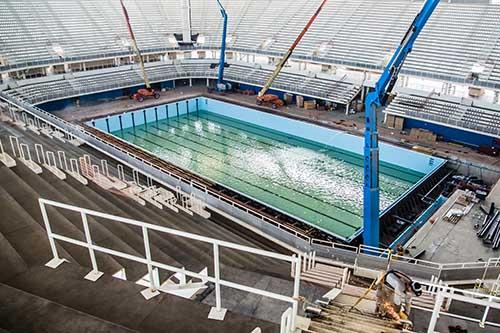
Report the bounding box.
[309,303,406,333]
[300,263,346,289]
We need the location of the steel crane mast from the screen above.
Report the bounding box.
[216,0,228,90]
[120,0,151,89]
[257,0,328,98]
[363,0,440,247]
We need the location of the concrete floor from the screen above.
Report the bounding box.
[52,85,500,171]
[406,198,499,264]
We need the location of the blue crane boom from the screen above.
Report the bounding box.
[363,0,440,247]
[216,0,228,90]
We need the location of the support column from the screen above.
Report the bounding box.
[181,0,192,43]
[363,97,380,247]
[206,78,210,87]
[494,91,500,104]
[189,78,192,87]
[1,72,9,83]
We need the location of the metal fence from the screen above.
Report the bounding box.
[39,198,301,332]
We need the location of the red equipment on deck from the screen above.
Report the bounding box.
[256,0,328,108]
[120,0,160,102]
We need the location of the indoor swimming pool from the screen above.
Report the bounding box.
[89,97,444,240]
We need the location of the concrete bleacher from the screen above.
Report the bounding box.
[1,0,500,88]
[384,91,500,138]
[3,61,361,106]
[0,118,309,331]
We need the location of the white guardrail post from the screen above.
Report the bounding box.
[39,200,67,269]
[81,211,103,282]
[141,225,160,300]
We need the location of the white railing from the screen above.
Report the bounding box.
[39,198,301,332]
[420,280,500,332]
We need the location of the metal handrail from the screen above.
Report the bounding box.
[39,197,301,332]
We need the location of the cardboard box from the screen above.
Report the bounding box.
[386,114,396,128]
[304,100,316,110]
[394,116,404,130]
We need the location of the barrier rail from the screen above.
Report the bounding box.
[2,44,499,90]
[4,62,358,106]
[417,279,500,331]
[39,198,301,332]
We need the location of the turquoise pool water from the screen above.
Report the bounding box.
[109,110,423,239]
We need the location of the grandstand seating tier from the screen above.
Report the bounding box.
[1,0,500,88]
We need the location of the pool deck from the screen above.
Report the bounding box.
[52,85,500,173]
[405,190,499,264]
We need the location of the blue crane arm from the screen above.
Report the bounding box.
[367,0,440,108]
[363,0,440,247]
[216,0,228,86]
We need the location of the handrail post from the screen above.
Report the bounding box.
[40,199,66,269]
[208,243,227,320]
[214,243,221,310]
[81,211,103,281]
[140,226,160,300]
[427,292,444,333]
[291,255,301,332]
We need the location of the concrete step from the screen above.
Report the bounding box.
[5,263,278,333]
[36,169,182,282]
[0,185,75,268]
[0,282,138,333]
[301,272,342,288]
[319,304,403,330]
[0,230,27,283]
[0,165,123,275]
[6,126,289,278]
[310,304,403,333]
[80,175,280,276]
[13,162,147,280]
[300,264,344,288]
[412,293,447,311]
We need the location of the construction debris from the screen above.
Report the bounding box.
[477,207,500,249]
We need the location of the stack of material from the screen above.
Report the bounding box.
[386,114,396,128]
[394,116,404,130]
[477,207,500,249]
[296,95,304,107]
[409,128,437,142]
[443,190,475,224]
[304,100,316,110]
